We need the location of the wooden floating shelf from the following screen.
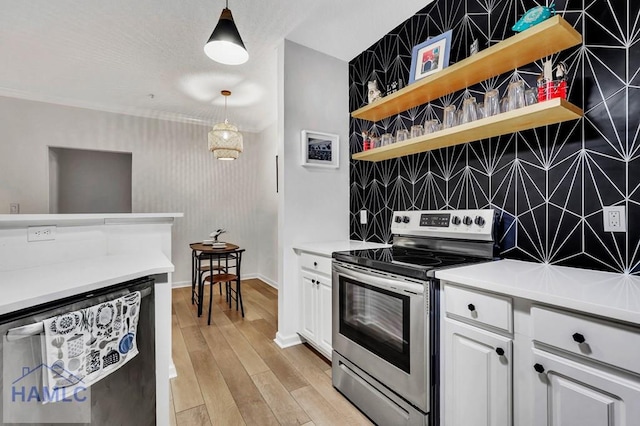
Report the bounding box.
[352,98,583,162]
[351,16,582,122]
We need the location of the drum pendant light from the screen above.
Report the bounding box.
[204,0,249,65]
[208,90,243,160]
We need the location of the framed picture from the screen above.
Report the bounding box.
[409,30,453,83]
[300,130,339,168]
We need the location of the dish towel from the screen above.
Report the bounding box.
[41,291,141,399]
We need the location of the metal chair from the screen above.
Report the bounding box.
[205,248,245,325]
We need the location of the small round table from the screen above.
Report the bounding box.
[190,242,239,316]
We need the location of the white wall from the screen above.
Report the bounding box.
[0,96,278,286]
[276,40,350,345]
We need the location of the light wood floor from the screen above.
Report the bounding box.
[169,279,372,426]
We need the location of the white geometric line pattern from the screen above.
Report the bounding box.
[349,0,640,274]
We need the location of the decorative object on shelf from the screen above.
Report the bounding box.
[409,30,452,83]
[208,90,244,160]
[204,0,249,65]
[367,80,383,104]
[362,131,371,151]
[537,60,568,101]
[301,130,339,168]
[386,79,404,96]
[512,3,555,32]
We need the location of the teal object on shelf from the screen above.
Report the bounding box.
[512,4,556,32]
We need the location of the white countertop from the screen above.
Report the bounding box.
[436,259,640,325]
[0,252,174,316]
[293,240,391,257]
[0,213,183,227]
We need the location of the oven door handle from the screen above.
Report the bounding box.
[333,262,425,295]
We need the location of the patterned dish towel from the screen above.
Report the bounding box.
[41,291,141,400]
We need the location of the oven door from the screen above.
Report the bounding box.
[332,261,430,412]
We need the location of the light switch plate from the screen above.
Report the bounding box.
[603,206,626,232]
[360,210,368,225]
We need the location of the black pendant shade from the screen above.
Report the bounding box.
[204,7,249,65]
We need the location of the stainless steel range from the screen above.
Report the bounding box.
[332,209,499,426]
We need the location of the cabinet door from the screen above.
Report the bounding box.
[445,319,512,426]
[533,348,640,426]
[316,274,333,356]
[299,270,317,341]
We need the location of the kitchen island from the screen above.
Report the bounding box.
[0,213,181,426]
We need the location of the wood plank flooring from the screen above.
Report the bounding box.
[169,279,372,426]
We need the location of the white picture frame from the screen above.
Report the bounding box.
[300,130,339,168]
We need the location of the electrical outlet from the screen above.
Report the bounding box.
[9,203,19,214]
[360,210,368,225]
[28,225,57,242]
[603,206,626,232]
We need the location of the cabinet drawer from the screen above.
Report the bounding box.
[300,252,332,275]
[445,284,513,333]
[532,306,640,374]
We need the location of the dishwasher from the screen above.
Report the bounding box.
[0,276,156,425]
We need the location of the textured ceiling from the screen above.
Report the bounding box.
[0,0,428,132]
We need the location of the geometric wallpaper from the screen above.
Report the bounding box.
[349,0,640,274]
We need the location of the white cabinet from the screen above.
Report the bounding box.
[444,319,512,426]
[532,348,640,426]
[443,283,513,426]
[297,252,332,359]
[530,306,640,426]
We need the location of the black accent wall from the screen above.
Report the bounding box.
[349,0,640,274]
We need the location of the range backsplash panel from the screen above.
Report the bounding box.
[349,0,640,274]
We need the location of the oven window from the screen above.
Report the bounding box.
[339,276,410,373]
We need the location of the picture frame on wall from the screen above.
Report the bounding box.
[300,130,339,168]
[409,30,453,83]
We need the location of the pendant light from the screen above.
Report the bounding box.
[204,0,249,65]
[208,90,243,160]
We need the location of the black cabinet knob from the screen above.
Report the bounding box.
[572,333,585,343]
[313,261,318,267]
[311,279,316,284]
[533,363,545,373]
[496,347,505,356]
[467,303,476,312]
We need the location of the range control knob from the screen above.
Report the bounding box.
[402,216,411,224]
[451,216,461,225]
[462,216,473,226]
[474,216,486,227]
[394,216,402,223]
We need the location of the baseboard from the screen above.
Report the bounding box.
[173,276,278,289]
[274,332,304,349]
[169,361,177,379]
[245,273,278,289]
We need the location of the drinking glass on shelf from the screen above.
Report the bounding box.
[381,133,394,146]
[410,125,424,139]
[456,110,464,127]
[443,105,457,129]
[500,96,510,113]
[507,80,526,111]
[424,119,440,134]
[461,97,478,124]
[396,128,410,142]
[484,89,500,117]
[525,88,538,106]
[477,102,485,119]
